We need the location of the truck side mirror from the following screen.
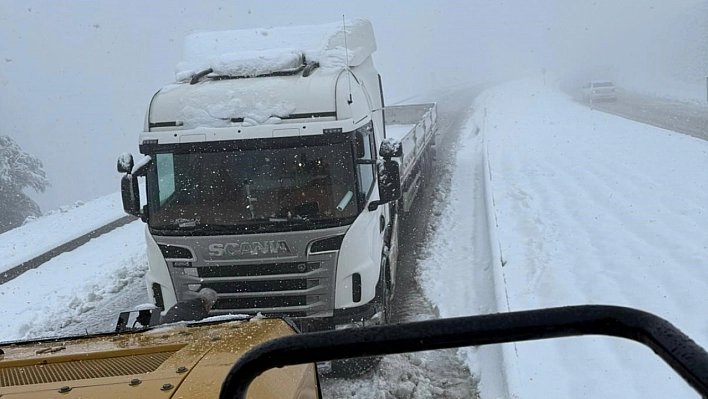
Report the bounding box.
[379,138,402,158]
[121,174,142,219]
[119,154,152,222]
[369,160,401,211]
[117,152,134,173]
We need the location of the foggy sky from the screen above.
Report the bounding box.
[0,0,705,211]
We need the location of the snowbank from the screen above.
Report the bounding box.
[417,77,708,399]
[0,193,127,275]
[476,77,708,398]
[416,112,511,398]
[0,221,147,341]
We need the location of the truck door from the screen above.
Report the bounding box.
[355,122,387,291]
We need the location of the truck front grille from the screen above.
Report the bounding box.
[204,279,307,292]
[212,296,307,310]
[188,261,332,317]
[198,262,312,277]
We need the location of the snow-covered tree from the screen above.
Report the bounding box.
[0,135,50,233]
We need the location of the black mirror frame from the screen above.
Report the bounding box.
[369,160,401,211]
[120,174,141,218]
[378,160,401,204]
[119,155,152,222]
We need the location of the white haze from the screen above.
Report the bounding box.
[0,0,706,211]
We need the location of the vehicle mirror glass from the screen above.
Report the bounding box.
[120,174,141,217]
[378,160,401,203]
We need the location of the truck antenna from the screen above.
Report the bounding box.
[343,15,353,104]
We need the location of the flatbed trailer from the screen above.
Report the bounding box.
[384,103,437,213]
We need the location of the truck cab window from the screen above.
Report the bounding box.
[156,154,176,205]
[146,137,359,232]
[356,122,376,203]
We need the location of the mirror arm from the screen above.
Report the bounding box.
[140,205,149,223]
[356,159,377,165]
[368,200,381,211]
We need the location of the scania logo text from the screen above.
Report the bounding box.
[208,241,291,257]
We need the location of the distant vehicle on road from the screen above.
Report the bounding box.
[582,81,617,103]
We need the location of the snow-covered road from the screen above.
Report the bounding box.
[0,220,148,341]
[2,79,707,399]
[0,194,127,276]
[581,90,708,142]
[417,77,708,399]
[487,80,708,399]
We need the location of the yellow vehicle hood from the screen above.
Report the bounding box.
[0,318,318,399]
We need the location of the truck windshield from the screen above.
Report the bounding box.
[146,138,358,233]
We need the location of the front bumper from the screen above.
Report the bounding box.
[295,302,379,332]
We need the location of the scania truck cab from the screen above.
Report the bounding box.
[118,19,436,333]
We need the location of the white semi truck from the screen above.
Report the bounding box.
[118,19,437,333]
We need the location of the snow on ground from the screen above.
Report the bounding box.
[0,193,126,275]
[416,111,507,398]
[614,72,708,106]
[0,220,147,342]
[418,77,708,399]
[3,77,707,399]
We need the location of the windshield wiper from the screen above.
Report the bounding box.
[189,63,312,85]
[189,68,214,84]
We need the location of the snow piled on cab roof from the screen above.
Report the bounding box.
[175,19,376,80]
